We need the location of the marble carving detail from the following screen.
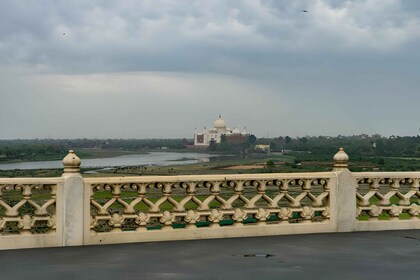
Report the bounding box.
[356,177,420,220]
[88,177,331,232]
[0,183,57,235]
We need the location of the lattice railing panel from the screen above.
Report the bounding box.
[0,181,58,235]
[355,173,420,221]
[87,174,332,233]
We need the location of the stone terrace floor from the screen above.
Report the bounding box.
[1,230,420,280]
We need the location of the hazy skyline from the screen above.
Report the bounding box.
[1,0,420,139]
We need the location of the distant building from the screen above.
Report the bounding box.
[255,144,270,152]
[194,115,249,146]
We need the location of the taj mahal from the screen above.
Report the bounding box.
[194,115,249,146]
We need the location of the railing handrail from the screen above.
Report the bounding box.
[352,171,420,177]
[84,171,336,184]
[0,177,63,184]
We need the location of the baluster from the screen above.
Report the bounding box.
[408,204,420,220]
[184,210,200,229]
[300,206,314,223]
[231,208,247,227]
[108,213,124,232]
[18,215,33,236]
[255,208,270,225]
[208,209,223,228]
[135,213,150,231]
[278,207,292,223]
[247,180,266,209]
[368,205,382,220]
[388,205,401,221]
[160,211,174,230]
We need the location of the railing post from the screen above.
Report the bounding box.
[61,150,84,246]
[333,148,357,232]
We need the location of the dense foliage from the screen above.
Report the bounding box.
[0,135,418,163]
[256,135,420,158]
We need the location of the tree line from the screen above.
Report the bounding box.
[257,135,420,157]
[0,135,419,162]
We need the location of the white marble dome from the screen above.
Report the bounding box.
[214,115,226,129]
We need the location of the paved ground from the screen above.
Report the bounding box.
[1,230,420,280]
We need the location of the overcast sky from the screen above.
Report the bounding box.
[1,0,419,139]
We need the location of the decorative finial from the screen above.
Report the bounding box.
[62,150,81,173]
[333,148,349,170]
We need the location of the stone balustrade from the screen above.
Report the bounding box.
[0,177,63,248]
[0,148,419,250]
[353,172,420,231]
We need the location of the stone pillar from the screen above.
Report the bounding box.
[61,150,84,246]
[333,148,357,232]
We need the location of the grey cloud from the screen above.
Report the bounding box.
[1,0,419,74]
[0,0,419,139]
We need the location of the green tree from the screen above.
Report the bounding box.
[208,139,217,151]
[299,137,308,144]
[248,134,257,143]
[266,160,275,168]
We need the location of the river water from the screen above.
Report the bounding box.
[0,152,217,170]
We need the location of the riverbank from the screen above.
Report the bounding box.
[1,151,418,178]
[0,153,292,177]
[0,148,150,164]
[0,151,220,171]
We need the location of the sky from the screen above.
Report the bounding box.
[1,0,419,139]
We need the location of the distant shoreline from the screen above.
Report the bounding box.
[0,151,219,171]
[0,148,146,164]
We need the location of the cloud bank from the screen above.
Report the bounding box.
[0,0,419,138]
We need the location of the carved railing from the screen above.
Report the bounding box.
[354,172,420,221]
[1,149,420,250]
[86,173,333,234]
[0,178,61,236]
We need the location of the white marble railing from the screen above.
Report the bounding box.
[0,149,419,250]
[353,172,420,231]
[0,177,63,249]
[84,173,336,244]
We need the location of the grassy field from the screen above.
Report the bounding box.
[82,153,420,177]
[0,150,419,178]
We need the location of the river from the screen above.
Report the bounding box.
[0,152,218,170]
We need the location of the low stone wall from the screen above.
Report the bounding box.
[0,149,419,250]
[354,172,420,231]
[84,172,337,245]
[0,177,63,249]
